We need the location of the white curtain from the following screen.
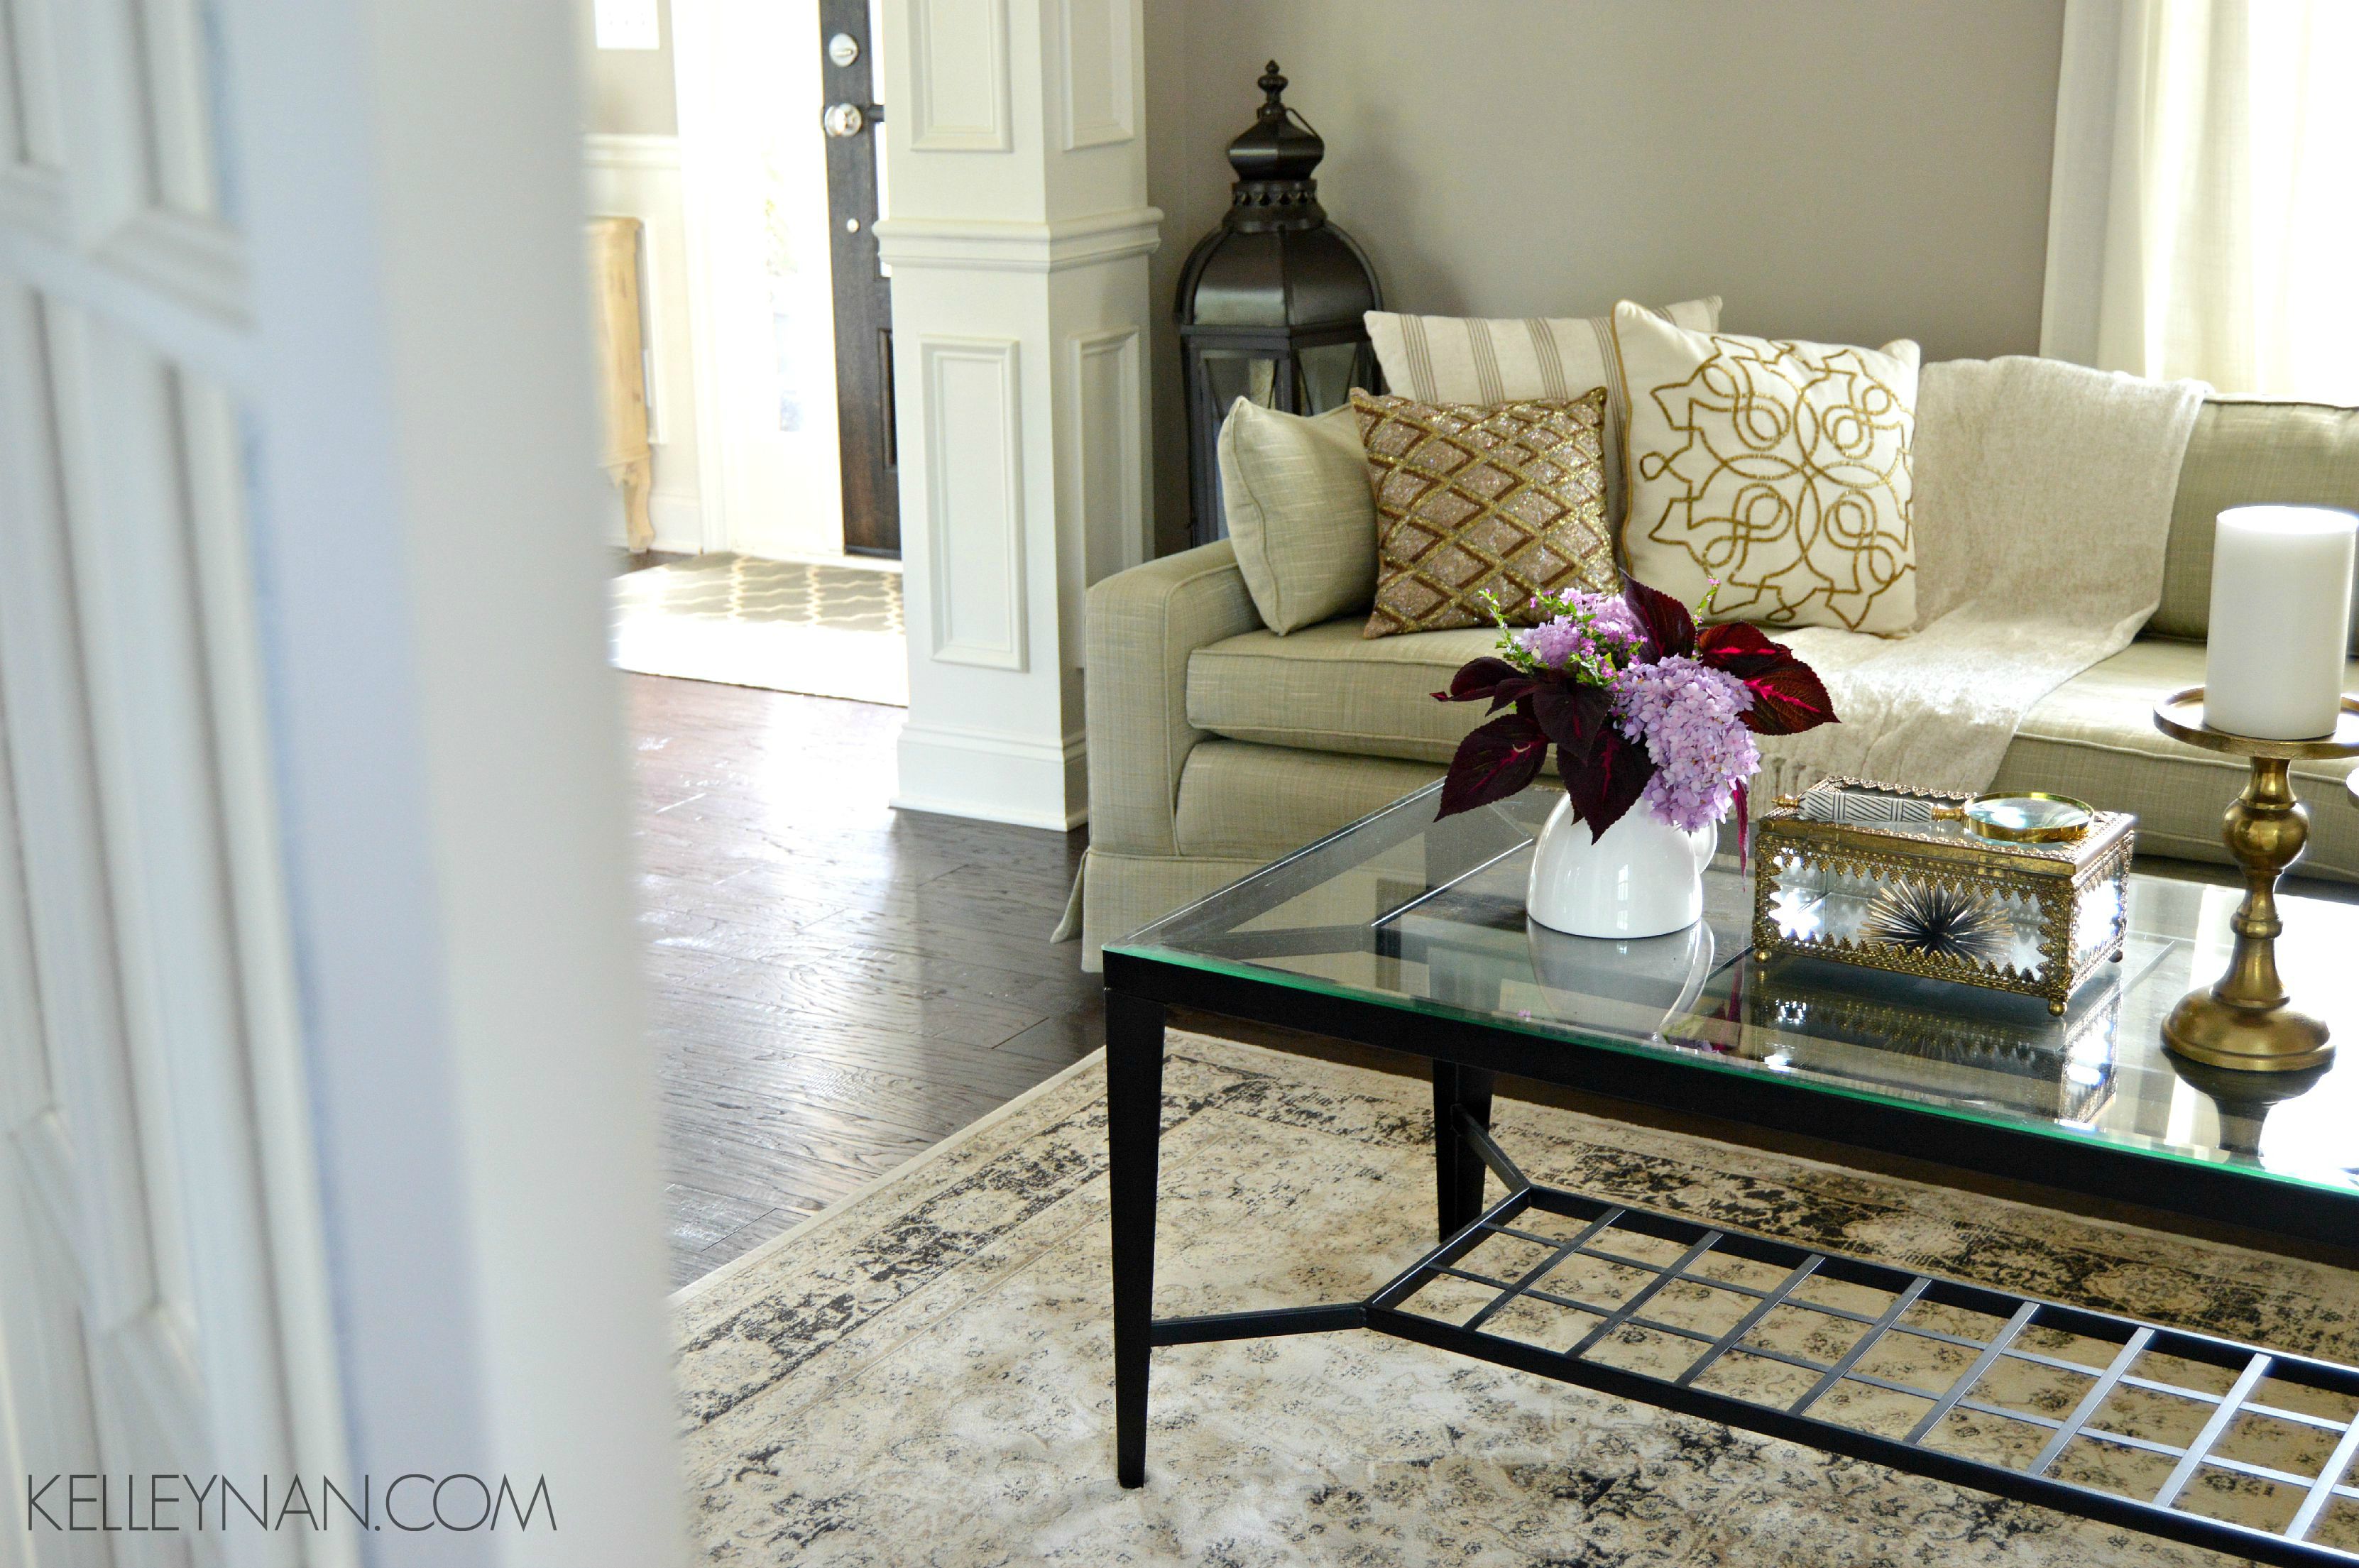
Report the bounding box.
[2042,0,2359,403]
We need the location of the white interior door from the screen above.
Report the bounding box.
[675,0,847,563]
[0,1,347,1560]
[0,1,679,1563]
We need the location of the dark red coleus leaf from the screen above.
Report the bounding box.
[1529,680,1614,756]
[1622,576,1695,662]
[1563,727,1656,841]
[1434,712,1550,819]
[1432,655,1537,714]
[1693,622,1839,735]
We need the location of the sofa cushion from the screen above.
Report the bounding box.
[1190,618,1501,764]
[1173,742,1442,861]
[2153,399,2359,647]
[1189,621,2359,879]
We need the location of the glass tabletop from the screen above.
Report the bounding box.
[1110,784,2359,1207]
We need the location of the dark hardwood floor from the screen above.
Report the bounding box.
[627,664,2359,1292]
[628,674,1097,1287]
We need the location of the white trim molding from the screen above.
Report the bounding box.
[918,335,1028,670]
[1068,324,1146,579]
[581,131,682,171]
[894,723,1088,830]
[908,0,1012,152]
[1057,0,1135,150]
[875,207,1161,273]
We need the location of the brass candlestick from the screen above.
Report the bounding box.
[2152,687,2359,1073]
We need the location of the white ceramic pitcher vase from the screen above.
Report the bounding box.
[1526,795,1717,938]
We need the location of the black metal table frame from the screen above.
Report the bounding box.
[1102,959,2359,1568]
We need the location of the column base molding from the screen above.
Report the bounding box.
[893,722,1088,830]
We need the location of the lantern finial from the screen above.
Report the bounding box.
[1258,62,1287,111]
[1222,62,1326,219]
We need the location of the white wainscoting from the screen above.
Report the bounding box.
[909,0,1012,151]
[1070,324,1145,582]
[919,336,1028,669]
[1058,0,1134,150]
[584,132,706,553]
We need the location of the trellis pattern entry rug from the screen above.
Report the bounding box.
[611,554,907,706]
[673,1032,2359,1564]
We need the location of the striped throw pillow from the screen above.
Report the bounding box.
[1365,298,1723,531]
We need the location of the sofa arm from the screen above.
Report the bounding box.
[1085,539,1261,857]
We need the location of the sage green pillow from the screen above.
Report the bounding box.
[1217,399,1378,634]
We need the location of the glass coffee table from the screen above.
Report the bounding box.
[1101,783,2359,1567]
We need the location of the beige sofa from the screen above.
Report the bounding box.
[1078,398,2359,966]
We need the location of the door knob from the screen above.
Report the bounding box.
[823,102,884,138]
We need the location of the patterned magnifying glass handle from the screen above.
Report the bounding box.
[1786,782,1966,828]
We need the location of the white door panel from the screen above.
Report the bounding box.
[0,0,678,1562]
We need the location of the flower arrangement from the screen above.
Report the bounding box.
[1430,577,1839,838]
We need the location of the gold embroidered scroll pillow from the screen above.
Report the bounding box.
[1611,302,1920,635]
[1352,388,1616,639]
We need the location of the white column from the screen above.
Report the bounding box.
[877,0,1159,829]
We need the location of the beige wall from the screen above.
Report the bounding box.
[579,0,679,135]
[1144,0,2067,555]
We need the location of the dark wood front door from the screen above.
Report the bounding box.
[819,0,898,557]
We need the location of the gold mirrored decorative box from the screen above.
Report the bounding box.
[1722,953,2129,1124]
[1751,779,2135,1015]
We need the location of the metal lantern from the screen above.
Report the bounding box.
[1175,62,1382,547]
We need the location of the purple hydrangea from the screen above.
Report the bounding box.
[1611,656,1760,833]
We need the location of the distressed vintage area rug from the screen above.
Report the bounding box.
[673,1032,2359,1564]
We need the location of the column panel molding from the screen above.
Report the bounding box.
[1070,324,1146,580]
[909,0,1013,152]
[919,334,1029,670]
[1058,0,1134,150]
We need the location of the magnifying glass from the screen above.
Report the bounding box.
[1788,784,2095,843]
[1947,792,2096,843]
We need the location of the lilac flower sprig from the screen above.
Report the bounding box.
[1477,586,1645,688]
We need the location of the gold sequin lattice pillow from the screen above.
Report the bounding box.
[1354,388,1616,639]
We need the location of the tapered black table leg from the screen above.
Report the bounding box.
[1433,1058,1497,1241]
[1106,988,1166,1488]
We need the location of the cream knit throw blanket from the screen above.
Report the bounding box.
[1753,356,2206,801]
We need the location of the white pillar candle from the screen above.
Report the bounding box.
[2204,505,2357,740]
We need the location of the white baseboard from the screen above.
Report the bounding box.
[893,723,1086,830]
[583,132,681,172]
[647,489,702,554]
[606,486,704,556]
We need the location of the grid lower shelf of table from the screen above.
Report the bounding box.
[1149,1111,2359,1568]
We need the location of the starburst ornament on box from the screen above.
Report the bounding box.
[1859,882,2010,967]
